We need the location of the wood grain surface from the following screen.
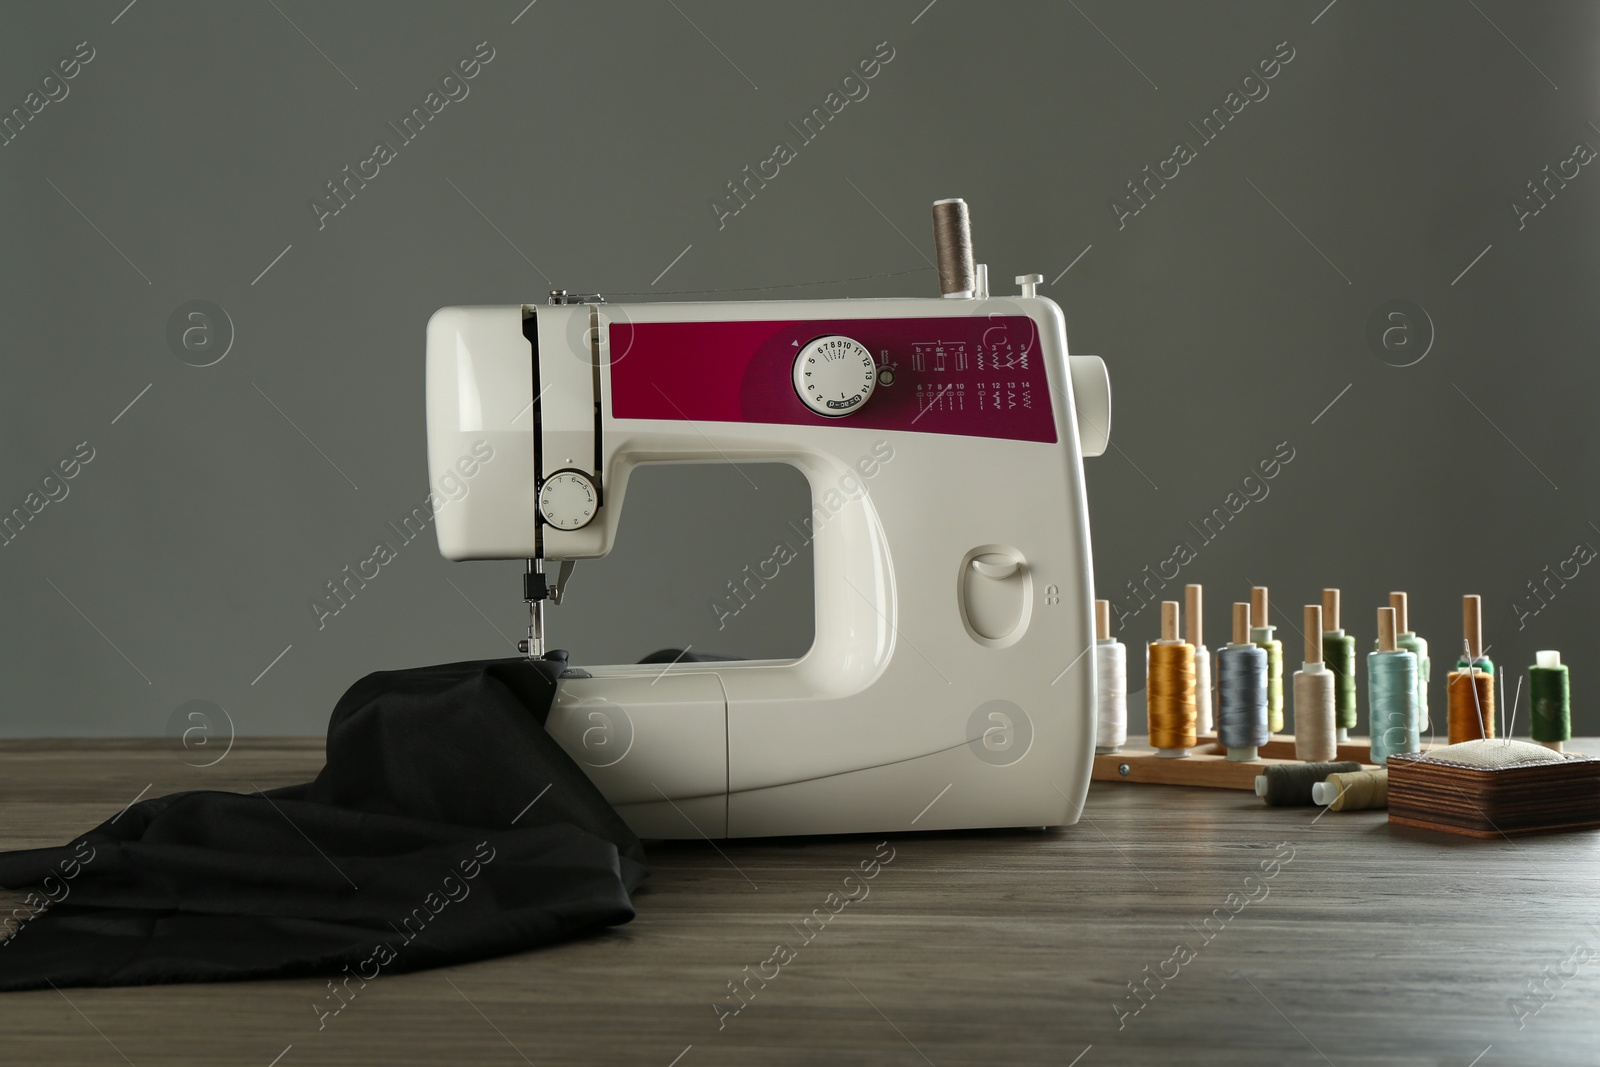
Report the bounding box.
[0,738,1597,1066]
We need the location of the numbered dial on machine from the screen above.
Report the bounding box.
[538,470,598,531]
[793,335,877,417]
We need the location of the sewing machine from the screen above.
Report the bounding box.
[425,205,1110,838]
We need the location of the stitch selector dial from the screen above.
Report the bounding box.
[793,335,876,417]
[538,469,598,530]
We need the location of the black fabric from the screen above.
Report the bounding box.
[637,648,743,664]
[0,657,647,991]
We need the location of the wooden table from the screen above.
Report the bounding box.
[0,739,1596,1066]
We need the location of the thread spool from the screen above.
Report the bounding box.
[1446,668,1495,743]
[1094,600,1127,754]
[1321,588,1358,742]
[1254,761,1363,806]
[1147,601,1196,757]
[1217,602,1268,761]
[1294,603,1337,761]
[1529,650,1570,753]
[1386,592,1431,733]
[1455,594,1494,674]
[1368,606,1420,764]
[931,199,975,298]
[1187,584,1212,737]
[1311,768,1388,811]
[1250,586,1284,734]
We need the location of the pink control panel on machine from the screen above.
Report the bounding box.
[608,316,1058,443]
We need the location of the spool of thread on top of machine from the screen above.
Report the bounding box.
[1321,588,1358,743]
[1529,650,1571,753]
[1250,586,1285,734]
[1217,602,1268,762]
[1147,600,1197,758]
[1187,583,1212,737]
[1447,594,1496,744]
[1368,606,1420,764]
[1294,603,1338,761]
[1094,600,1127,754]
[931,198,975,298]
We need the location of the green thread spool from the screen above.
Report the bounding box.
[1323,631,1357,734]
[1254,761,1362,806]
[1250,588,1284,734]
[1396,633,1429,732]
[1456,655,1494,674]
[1252,628,1284,733]
[1529,650,1571,751]
[1368,651,1419,764]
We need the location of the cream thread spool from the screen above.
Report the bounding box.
[1094,600,1127,754]
[1311,768,1388,811]
[1147,600,1197,758]
[1187,583,1212,737]
[1250,585,1285,734]
[1294,603,1337,761]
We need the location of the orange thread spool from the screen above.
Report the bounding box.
[1147,601,1196,755]
[1447,668,1495,743]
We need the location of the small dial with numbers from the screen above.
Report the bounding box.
[538,469,598,531]
[793,335,877,418]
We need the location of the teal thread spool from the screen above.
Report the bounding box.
[1378,593,1430,733]
[1322,589,1357,741]
[1368,607,1419,764]
[1529,650,1571,752]
[1250,586,1284,734]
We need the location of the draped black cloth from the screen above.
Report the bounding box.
[0,656,647,990]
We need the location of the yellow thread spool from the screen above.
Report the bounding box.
[1147,601,1196,757]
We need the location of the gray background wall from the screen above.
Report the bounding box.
[2,0,1596,739]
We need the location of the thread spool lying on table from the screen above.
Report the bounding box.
[1187,584,1212,737]
[1447,594,1495,743]
[1250,586,1284,734]
[1368,606,1420,764]
[1094,600,1127,754]
[1311,768,1388,811]
[1255,760,1364,806]
[1529,650,1571,753]
[1147,600,1196,757]
[1294,603,1338,761]
[1218,602,1268,761]
[1322,588,1358,743]
[1455,593,1494,675]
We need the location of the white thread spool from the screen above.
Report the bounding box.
[1294,605,1337,761]
[1187,584,1213,736]
[1094,600,1127,753]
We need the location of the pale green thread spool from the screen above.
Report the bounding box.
[1368,650,1419,764]
[1529,650,1571,752]
[1379,592,1430,733]
[1250,587,1284,734]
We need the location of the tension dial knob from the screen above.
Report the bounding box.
[538,469,598,531]
[793,335,877,418]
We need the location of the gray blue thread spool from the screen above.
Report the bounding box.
[1218,602,1269,761]
[1368,606,1419,764]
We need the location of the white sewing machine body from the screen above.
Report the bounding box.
[426,288,1108,838]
